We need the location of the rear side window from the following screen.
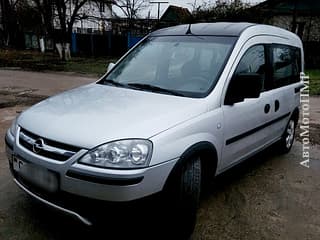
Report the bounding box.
[272,45,301,88]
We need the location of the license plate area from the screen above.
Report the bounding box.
[13,157,59,193]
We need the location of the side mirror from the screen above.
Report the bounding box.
[225,73,262,105]
[107,62,115,73]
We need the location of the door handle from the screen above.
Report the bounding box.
[264,104,270,114]
[275,100,280,112]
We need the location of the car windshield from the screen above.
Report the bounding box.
[99,36,236,97]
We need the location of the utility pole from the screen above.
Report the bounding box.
[291,0,298,33]
[150,1,168,20]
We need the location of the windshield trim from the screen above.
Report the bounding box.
[97,35,238,98]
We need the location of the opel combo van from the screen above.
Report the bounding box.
[5,23,304,232]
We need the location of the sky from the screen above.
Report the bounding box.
[113,0,265,19]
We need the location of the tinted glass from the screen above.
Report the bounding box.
[272,45,301,88]
[101,36,236,97]
[234,45,265,90]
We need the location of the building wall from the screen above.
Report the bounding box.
[263,14,320,68]
[265,15,320,42]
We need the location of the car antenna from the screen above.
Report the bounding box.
[186,23,192,35]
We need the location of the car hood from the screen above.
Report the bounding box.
[18,84,207,149]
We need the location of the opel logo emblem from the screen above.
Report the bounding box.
[33,138,44,153]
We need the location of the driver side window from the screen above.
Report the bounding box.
[224,45,266,104]
[235,45,266,82]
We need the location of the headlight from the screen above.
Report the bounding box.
[9,118,18,136]
[78,139,153,169]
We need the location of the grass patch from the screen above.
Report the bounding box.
[63,58,111,76]
[305,69,320,95]
[0,49,117,77]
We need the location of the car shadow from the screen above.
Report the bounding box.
[201,144,280,199]
[24,144,283,240]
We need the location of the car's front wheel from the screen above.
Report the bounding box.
[164,156,201,238]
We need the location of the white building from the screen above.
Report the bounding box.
[53,1,113,34]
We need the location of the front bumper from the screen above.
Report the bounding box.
[5,128,177,221]
[13,178,92,225]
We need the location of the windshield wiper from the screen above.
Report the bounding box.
[127,83,185,97]
[101,79,128,88]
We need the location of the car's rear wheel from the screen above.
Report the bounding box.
[278,118,296,153]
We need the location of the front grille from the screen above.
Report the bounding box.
[19,128,81,161]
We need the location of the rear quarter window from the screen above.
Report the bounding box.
[272,45,301,88]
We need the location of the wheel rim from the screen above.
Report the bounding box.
[285,120,295,149]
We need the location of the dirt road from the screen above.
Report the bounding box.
[0,70,319,239]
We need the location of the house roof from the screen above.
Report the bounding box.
[254,0,320,14]
[150,22,256,36]
[160,5,192,23]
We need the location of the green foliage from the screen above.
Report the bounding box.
[193,0,253,22]
[306,69,320,95]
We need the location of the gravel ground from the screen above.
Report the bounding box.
[0,70,319,240]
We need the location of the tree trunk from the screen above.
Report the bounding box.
[0,0,19,47]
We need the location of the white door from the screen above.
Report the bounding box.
[263,44,302,140]
[221,45,274,170]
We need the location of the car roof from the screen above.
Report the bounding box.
[150,22,257,37]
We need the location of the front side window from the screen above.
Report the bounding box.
[232,45,265,90]
[224,45,265,104]
[100,36,236,97]
[235,45,265,76]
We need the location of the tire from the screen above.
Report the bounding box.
[278,118,296,153]
[166,156,201,238]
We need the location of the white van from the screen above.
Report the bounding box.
[5,22,304,235]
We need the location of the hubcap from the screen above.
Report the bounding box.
[285,120,295,149]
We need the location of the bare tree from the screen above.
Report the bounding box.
[51,0,91,59]
[0,0,56,48]
[113,0,149,20]
[28,0,88,58]
[32,0,54,37]
[31,0,111,59]
[92,1,113,32]
[0,0,21,46]
[55,0,88,40]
